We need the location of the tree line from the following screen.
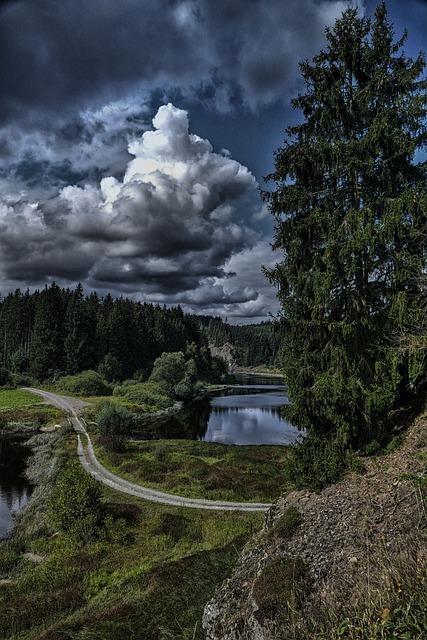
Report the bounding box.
[0,283,211,381]
[198,316,281,368]
[0,283,280,383]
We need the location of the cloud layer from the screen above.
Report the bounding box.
[0,0,363,123]
[0,104,273,317]
[0,0,368,320]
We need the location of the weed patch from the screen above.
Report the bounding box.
[267,506,303,540]
[94,438,287,502]
[253,555,311,623]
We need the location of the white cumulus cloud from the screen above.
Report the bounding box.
[0,104,275,317]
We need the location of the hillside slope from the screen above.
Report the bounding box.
[203,407,427,639]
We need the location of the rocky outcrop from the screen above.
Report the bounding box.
[209,343,237,373]
[203,412,427,639]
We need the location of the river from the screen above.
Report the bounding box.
[156,373,302,446]
[0,438,33,539]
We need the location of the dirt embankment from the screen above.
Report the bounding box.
[203,409,427,639]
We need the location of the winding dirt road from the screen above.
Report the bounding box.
[23,387,272,512]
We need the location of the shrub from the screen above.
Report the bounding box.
[96,401,134,452]
[285,431,365,492]
[48,462,105,542]
[58,370,112,397]
[112,382,171,411]
[149,351,186,397]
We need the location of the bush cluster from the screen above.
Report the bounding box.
[57,370,112,397]
[96,402,135,453]
[113,381,172,411]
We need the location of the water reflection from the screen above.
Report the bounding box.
[204,387,299,445]
[0,439,33,539]
[153,377,301,446]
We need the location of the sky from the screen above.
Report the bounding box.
[0,0,426,323]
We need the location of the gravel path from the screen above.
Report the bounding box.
[23,387,271,512]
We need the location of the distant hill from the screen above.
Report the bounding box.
[197,316,281,369]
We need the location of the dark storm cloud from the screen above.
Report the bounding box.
[0,97,151,201]
[0,0,363,124]
[0,0,197,122]
[0,0,366,319]
[0,105,260,308]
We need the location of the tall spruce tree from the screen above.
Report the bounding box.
[64,283,96,374]
[263,2,427,447]
[30,283,66,379]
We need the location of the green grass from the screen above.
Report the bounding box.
[0,389,46,409]
[95,437,289,502]
[0,389,64,434]
[0,427,263,640]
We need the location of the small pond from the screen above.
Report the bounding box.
[0,439,33,539]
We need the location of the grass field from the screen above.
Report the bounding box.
[95,437,289,503]
[0,428,263,640]
[0,389,64,433]
[0,388,45,409]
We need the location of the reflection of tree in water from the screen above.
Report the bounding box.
[0,438,33,527]
[211,406,285,418]
[154,399,211,441]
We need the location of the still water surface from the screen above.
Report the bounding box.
[202,374,300,445]
[157,374,301,446]
[0,439,33,539]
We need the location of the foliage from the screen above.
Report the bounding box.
[262,3,427,448]
[64,283,96,375]
[57,370,112,397]
[97,353,123,383]
[48,461,105,542]
[0,367,13,387]
[96,401,135,452]
[149,350,199,399]
[268,506,303,540]
[30,282,66,379]
[113,380,172,411]
[285,432,364,492]
[149,350,186,395]
[199,316,282,368]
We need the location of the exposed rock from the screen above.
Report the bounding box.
[23,552,45,563]
[210,343,237,373]
[203,412,427,639]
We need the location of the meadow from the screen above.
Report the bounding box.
[0,425,263,640]
[0,389,64,435]
[96,437,288,503]
[0,388,45,409]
